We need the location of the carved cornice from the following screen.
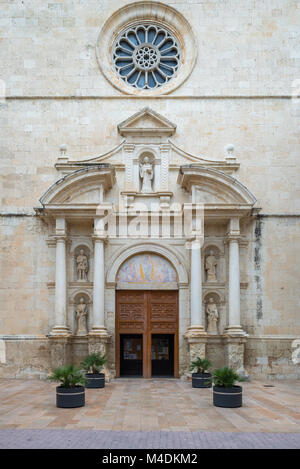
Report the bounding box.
[170,141,240,174]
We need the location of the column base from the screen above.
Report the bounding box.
[89,327,111,338]
[184,326,207,339]
[224,325,247,337]
[49,326,70,337]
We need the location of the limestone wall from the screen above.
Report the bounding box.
[0,0,299,379]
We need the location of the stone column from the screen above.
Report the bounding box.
[185,237,207,366]
[188,239,206,333]
[224,218,247,375]
[50,218,69,336]
[225,217,245,336]
[91,236,106,335]
[49,218,70,368]
[89,218,111,379]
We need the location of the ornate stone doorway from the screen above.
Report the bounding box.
[116,291,179,378]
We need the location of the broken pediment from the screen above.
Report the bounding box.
[178,166,257,207]
[117,107,176,137]
[39,166,116,206]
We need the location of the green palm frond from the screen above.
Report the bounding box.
[47,365,87,388]
[211,367,245,388]
[81,353,107,373]
[189,357,212,374]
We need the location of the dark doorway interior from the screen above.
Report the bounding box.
[120,334,143,377]
[151,334,174,377]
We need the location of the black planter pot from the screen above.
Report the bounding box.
[192,372,212,388]
[56,386,85,408]
[213,385,243,408]
[85,373,105,389]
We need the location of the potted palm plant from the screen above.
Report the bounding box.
[210,367,245,408]
[81,352,107,389]
[189,357,212,388]
[47,365,86,408]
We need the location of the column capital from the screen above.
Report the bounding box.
[224,233,242,244]
[92,234,107,242]
[53,234,68,241]
[123,143,135,152]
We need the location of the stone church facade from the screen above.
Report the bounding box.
[0,1,299,380]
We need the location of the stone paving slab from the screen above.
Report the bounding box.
[0,429,299,449]
[0,378,299,434]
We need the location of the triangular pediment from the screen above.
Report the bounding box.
[118,107,176,137]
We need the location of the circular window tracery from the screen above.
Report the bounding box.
[112,24,181,90]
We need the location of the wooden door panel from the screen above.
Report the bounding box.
[116,290,178,378]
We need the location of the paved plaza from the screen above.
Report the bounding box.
[0,378,299,448]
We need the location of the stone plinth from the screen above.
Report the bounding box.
[49,336,71,369]
[184,327,208,364]
[225,334,248,376]
[88,331,111,382]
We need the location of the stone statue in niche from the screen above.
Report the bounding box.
[206,297,219,334]
[205,250,217,282]
[75,297,88,336]
[139,156,153,193]
[76,249,88,281]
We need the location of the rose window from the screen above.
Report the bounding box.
[112,24,181,90]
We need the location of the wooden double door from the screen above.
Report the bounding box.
[116,290,179,378]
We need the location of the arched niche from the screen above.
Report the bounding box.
[70,291,92,336]
[203,289,226,334]
[116,252,178,290]
[138,151,156,193]
[204,245,221,283]
[203,292,222,335]
[73,244,91,282]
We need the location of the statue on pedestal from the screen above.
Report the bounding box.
[206,297,219,334]
[139,156,153,193]
[76,249,88,281]
[205,250,217,282]
[75,297,88,336]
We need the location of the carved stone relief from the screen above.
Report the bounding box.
[226,343,245,372]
